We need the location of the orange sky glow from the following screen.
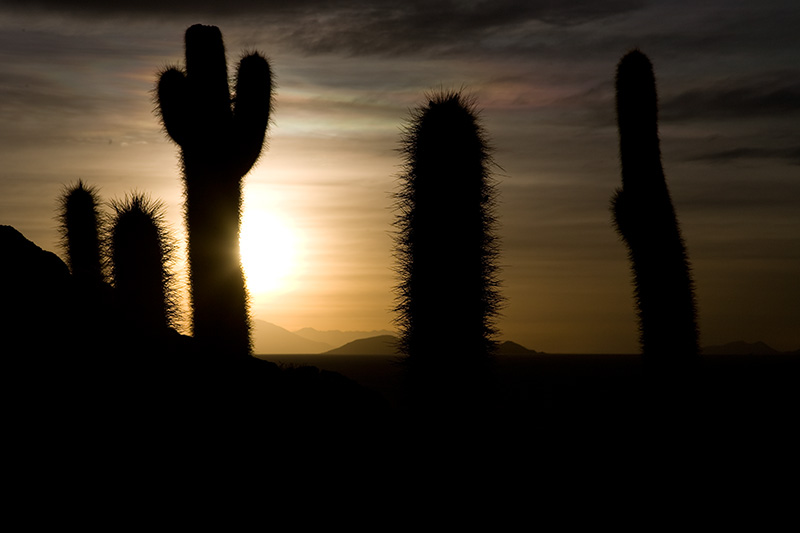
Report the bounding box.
[1,2,798,353]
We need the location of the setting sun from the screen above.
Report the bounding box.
[240,208,300,295]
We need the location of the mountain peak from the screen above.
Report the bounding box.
[252,320,332,354]
[702,340,780,355]
[292,327,396,348]
[325,335,399,355]
[496,340,539,356]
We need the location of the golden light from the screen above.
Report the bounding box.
[240,208,300,295]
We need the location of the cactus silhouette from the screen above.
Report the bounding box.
[394,91,502,376]
[156,24,273,357]
[109,193,176,332]
[611,50,699,362]
[59,180,104,285]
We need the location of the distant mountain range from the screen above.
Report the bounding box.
[292,326,396,349]
[253,320,800,356]
[254,321,798,357]
[702,341,799,355]
[324,336,540,356]
[252,321,398,354]
[252,320,333,354]
[325,335,399,355]
[496,340,540,356]
[253,321,540,355]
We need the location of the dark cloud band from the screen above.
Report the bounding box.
[3,1,643,56]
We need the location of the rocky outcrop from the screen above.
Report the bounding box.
[1,225,393,445]
[1,225,74,356]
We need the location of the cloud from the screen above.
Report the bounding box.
[0,69,82,107]
[685,146,800,165]
[661,70,800,121]
[3,0,642,22]
[3,0,644,56]
[274,0,644,56]
[556,68,800,135]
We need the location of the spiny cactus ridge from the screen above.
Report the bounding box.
[59,180,104,285]
[611,50,699,362]
[394,91,503,370]
[109,193,177,332]
[156,24,273,357]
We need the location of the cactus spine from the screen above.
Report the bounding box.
[394,91,502,372]
[59,180,104,285]
[156,24,273,357]
[109,193,175,332]
[611,50,699,362]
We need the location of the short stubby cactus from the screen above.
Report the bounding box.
[59,180,104,285]
[611,50,699,362]
[156,24,273,357]
[394,91,503,373]
[109,193,176,333]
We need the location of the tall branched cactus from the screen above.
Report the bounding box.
[59,180,104,285]
[611,50,699,362]
[156,24,273,357]
[109,193,176,333]
[394,91,502,374]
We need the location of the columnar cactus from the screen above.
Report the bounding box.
[611,50,699,362]
[109,193,176,332]
[156,24,273,357]
[59,180,104,285]
[394,91,502,371]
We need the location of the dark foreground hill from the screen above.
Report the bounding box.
[4,224,799,498]
[1,225,393,442]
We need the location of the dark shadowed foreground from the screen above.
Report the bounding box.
[2,225,798,512]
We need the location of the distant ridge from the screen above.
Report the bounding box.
[702,341,782,355]
[325,335,400,355]
[294,327,396,348]
[324,335,540,356]
[252,320,332,354]
[254,319,543,356]
[496,340,539,356]
[253,322,399,354]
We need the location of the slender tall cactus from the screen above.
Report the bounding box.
[109,193,176,332]
[156,24,273,357]
[394,91,502,372]
[59,180,104,285]
[611,50,699,362]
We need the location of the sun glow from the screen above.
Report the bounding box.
[240,208,300,295]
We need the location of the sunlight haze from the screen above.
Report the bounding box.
[1,1,798,353]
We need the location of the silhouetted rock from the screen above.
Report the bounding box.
[1,225,73,356]
[1,226,391,447]
[1,226,96,444]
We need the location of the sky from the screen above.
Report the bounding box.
[1,0,798,353]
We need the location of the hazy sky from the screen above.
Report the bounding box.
[1,1,798,353]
